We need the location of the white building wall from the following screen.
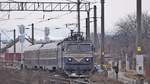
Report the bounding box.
[7,40,31,53]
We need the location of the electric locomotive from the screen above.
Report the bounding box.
[57,31,95,77]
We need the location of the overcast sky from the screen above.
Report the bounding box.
[0,0,150,40]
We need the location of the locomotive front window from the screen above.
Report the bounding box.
[66,44,92,53]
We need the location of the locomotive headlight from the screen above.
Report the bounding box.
[68,58,72,62]
[85,58,90,62]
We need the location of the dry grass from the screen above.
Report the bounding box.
[0,67,50,84]
[124,70,145,80]
[90,72,124,84]
[0,67,124,84]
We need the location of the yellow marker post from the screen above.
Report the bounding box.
[137,47,141,52]
[137,47,142,54]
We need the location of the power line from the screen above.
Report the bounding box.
[34,12,72,24]
[62,0,76,3]
[1,30,13,40]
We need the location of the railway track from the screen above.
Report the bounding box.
[46,72,92,84]
[48,76,70,84]
[47,77,91,84]
[0,67,123,84]
[70,78,91,84]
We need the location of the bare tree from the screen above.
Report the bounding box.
[114,12,150,52]
[111,12,150,69]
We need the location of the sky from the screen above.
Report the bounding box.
[0,0,150,40]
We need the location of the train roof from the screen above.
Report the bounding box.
[24,41,59,51]
[39,42,58,50]
[24,44,42,51]
[57,39,93,45]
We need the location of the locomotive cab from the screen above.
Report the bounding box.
[57,32,95,77]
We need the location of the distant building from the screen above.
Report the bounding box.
[7,39,32,53]
[0,38,32,65]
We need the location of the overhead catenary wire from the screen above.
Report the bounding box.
[0,12,10,20]
[62,0,76,3]
[30,11,73,25]
[3,0,43,20]
[63,0,98,3]
[0,0,98,43]
[1,30,13,40]
[0,0,97,29]
[0,0,97,21]
[0,11,72,27]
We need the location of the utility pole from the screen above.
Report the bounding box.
[136,0,142,54]
[0,33,1,59]
[101,0,105,66]
[77,0,81,33]
[13,29,16,65]
[13,29,16,53]
[86,8,90,40]
[31,23,34,45]
[86,18,88,39]
[136,0,144,84]
[94,5,98,49]
[86,18,90,40]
